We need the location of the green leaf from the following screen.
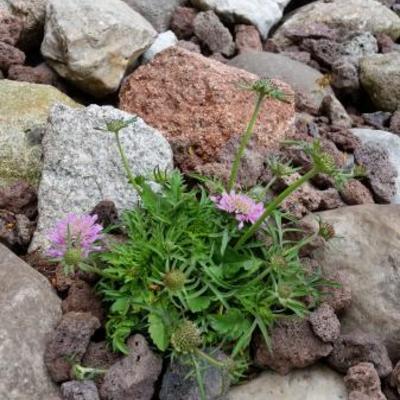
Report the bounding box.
[148,314,169,351]
[220,228,230,256]
[187,296,211,313]
[209,308,251,340]
[110,297,130,314]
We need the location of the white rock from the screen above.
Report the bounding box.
[190,0,289,39]
[352,128,400,203]
[30,104,173,251]
[41,0,157,98]
[229,365,346,400]
[142,31,178,64]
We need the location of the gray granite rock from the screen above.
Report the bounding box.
[30,104,173,251]
[0,243,61,399]
[142,31,178,64]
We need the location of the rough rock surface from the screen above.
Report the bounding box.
[142,31,178,64]
[61,381,100,400]
[352,129,400,204]
[0,210,35,252]
[0,41,25,71]
[191,0,290,39]
[170,6,197,39]
[229,51,347,113]
[235,24,263,53]
[360,53,400,111]
[7,63,61,87]
[0,243,61,399]
[0,10,23,45]
[30,104,173,251]
[122,0,185,32]
[120,47,294,186]
[228,365,347,400]
[253,317,333,374]
[328,332,393,378]
[41,0,156,97]
[83,341,122,371]
[345,362,386,400]
[100,335,162,400]
[273,0,400,47]
[309,303,341,343]
[0,80,78,188]
[160,349,230,400]
[0,180,37,218]
[313,205,400,360]
[340,180,375,205]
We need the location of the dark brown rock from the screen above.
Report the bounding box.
[253,317,333,374]
[0,210,35,252]
[390,109,400,135]
[340,180,375,205]
[331,58,360,93]
[318,188,345,210]
[390,361,400,395]
[0,180,37,219]
[170,6,197,39]
[301,39,341,68]
[0,11,23,45]
[354,143,397,203]
[345,362,386,400]
[90,200,119,230]
[83,341,121,371]
[0,41,25,72]
[321,271,352,313]
[362,112,392,130]
[193,10,234,56]
[62,280,104,322]
[7,63,60,86]
[235,24,262,53]
[328,332,393,378]
[100,334,162,400]
[309,303,341,343]
[319,126,361,152]
[61,380,100,400]
[283,22,339,42]
[177,39,201,53]
[44,312,101,382]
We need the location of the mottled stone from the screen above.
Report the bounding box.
[0,41,25,71]
[340,180,375,205]
[309,303,341,343]
[61,381,100,400]
[235,24,262,53]
[170,6,197,39]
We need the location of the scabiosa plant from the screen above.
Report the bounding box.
[47,213,103,274]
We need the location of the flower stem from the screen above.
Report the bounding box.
[234,168,318,249]
[195,349,226,369]
[227,94,265,192]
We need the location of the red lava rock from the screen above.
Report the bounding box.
[253,317,333,374]
[376,32,396,54]
[390,109,400,135]
[61,380,100,400]
[283,22,339,42]
[100,334,162,400]
[321,271,352,314]
[340,179,375,205]
[83,341,122,371]
[319,188,345,210]
[7,63,59,86]
[235,24,263,53]
[354,143,398,203]
[90,200,119,230]
[62,280,104,323]
[300,38,341,68]
[0,11,23,45]
[0,180,37,219]
[0,41,25,72]
[193,10,235,56]
[345,362,387,400]
[328,332,393,378]
[119,47,294,186]
[170,6,197,40]
[44,312,101,383]
[319,126,361,152]
[177,39,201,53]
[309,303,341,343]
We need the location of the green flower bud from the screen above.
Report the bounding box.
[270,254,288,270]
[318,221,335,241]
[164,270,186,291]
[63,248,82,266]
[171,320,202,353]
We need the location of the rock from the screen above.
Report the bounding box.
[191,0,289,40]
[309,303,341,343]
[193,10,234,56]
[142,31,178,63]
[0,180,37,218]
[319,94,352,128]
[229,51,346,112]
[0,210,35,251]
[300,38,341,68]
[0,243,61,399]
[390,361,400,394]
[41,0,156,98]
[228,364,347,400]
[282,22,339,42]
[235,24,262,53]
[0,41,25,72]
[253,317,333,374]
[83,341,121,371]
[0,79,78,188]
[360,53,400,111]
[312,204,400,359]
[321,271,352,314]
[44,312,101,383]
[61,381,100,400]
[0,10,23,45]
[354,142,397,203]
[170,6,197,39]
[273,0,400,47]
[122,0,185,32]
[62,280,104,322]
[30,104,172,252]
[160,349,230,400]
[390,109,400,134]
[90,201,120,230]
[177,39,201,53]
[362,112,392,130]
[331,58,360,94]
[7,63,61,86]
[352,129,400,204]
[345,362,387,400]
[376,32,397,54]
[328,332,393,378]
[100,334,162,400]
[119,47,294,185]
[0,0,47,48]
[339,180,375,205]
[341,32,378,61]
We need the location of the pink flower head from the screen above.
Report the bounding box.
[47,213,103,259]
[211,192,265,229]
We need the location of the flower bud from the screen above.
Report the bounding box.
[63,248,82,266]
[164,270,186,291]
[171,320,202,353]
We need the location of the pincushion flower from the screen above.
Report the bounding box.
[47,213,103,259]
[211,192,265,229]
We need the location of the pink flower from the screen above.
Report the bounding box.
[211,192,265,229]
[47,213,103,259]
